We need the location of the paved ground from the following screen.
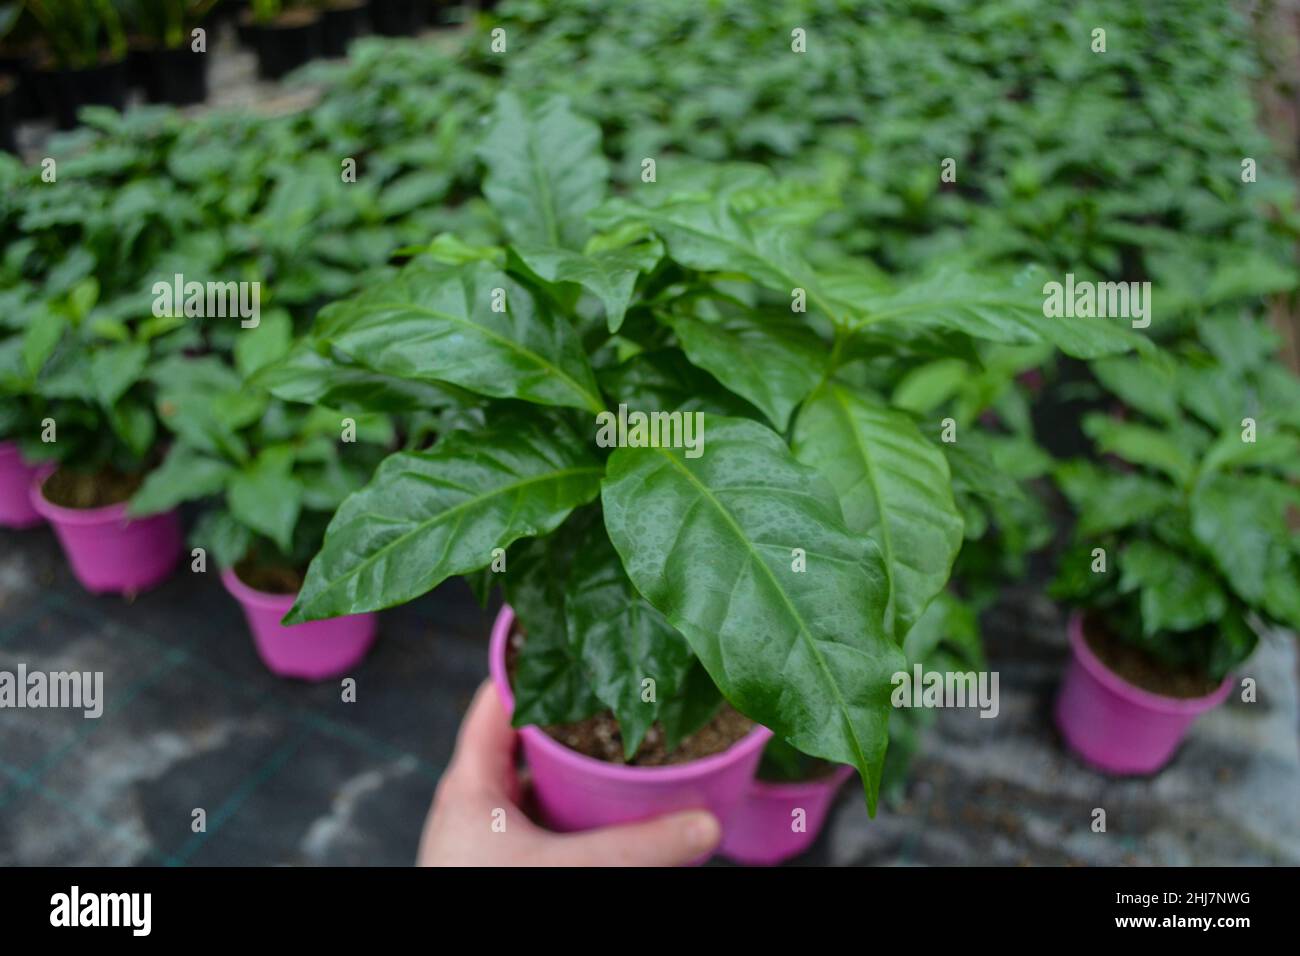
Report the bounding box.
[2,522,1297,867]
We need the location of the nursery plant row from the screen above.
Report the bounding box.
[0,0,490,143]
[2,0,1299,864]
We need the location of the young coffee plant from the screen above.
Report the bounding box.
[268,93,1146,810]
[1051,317,1300,681]
[128,311,394,577]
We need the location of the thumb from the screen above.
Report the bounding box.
[540,810,722,867]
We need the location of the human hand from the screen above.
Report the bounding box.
[417,680,722,866]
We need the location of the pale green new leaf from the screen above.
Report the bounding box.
[478,92,609,250]
[513,239,663,332]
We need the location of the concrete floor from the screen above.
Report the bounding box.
[2,521,1297,866]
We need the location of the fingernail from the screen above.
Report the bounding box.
[683,811,721,852]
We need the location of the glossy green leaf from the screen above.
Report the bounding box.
[845,268,1151,359]
[286,413,603,623]
[662,311,827,431]
[564,527,694,758]
[504,518,605,728]
[317,263,604,413]
[602,415,903,813]
[793,384,964,641]
[254,338,466,413]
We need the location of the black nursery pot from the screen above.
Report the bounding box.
[0,75,18,155]
[368,0,423,37]
[244,11,324,80]
[141,46,209,106]
[0,50,40,121]
[321,2,369,58]
[40,60,128,130]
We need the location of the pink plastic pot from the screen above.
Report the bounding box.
[721,764,855,866]
[221,567,377,681]
[30,473,182,594]
[1055,612,1232,775]
[489,605,772,840]
[0,441,46,529]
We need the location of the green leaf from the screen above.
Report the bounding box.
[1118,539,1227,635]
[1083,414,1196,486]
[943,440,1026,503]
[602,415,904,813]
[191,509,253,570]
[254,338,465,413]
[129,448,232,517]
[793,384,964,641]
[504,518,604,728]
[1199,427,1300,480]
[513,239,662,332]
[317,263,604,413]
[22,308,66,378]
[657,660,724,753]
[90,342,149,408]
[846,268,1150,359]
[592,197,836,319]
[286,413,603,624]
[227,448,303,555]
[234,309,293,379]
[1055,460,1177,535]
[478,92,609,250]
[1091,355,1178,423]
[662,311,827,430]
[1190,475,1298,606]
[564,527,694,758]
[598,348,761,419]
[107,399,156,459]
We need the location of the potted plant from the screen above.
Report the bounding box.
[1050,337,1300,774]
[130,322,393,679]
[25,0,129,129]
[366,0,420,38]
[268,94,1142,849]
[0,273,50,527]
[24,276,183,594]
[122,0,216,105]
[241,0,322,80]
[314,0,367,58]
[721,592,985,865]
